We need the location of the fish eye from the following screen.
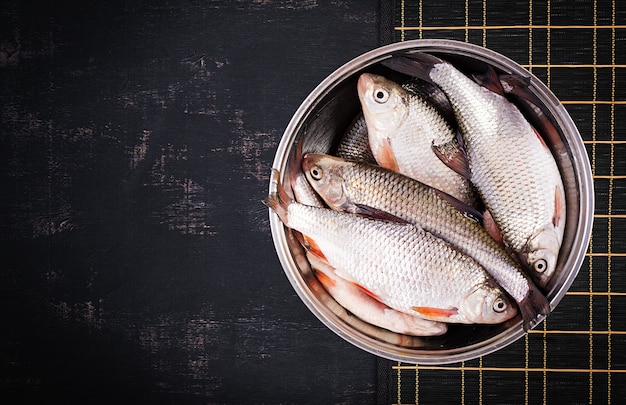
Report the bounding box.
[374,88,389,103]
[310,165,323,181]
[493,297,508,313]
[533,259,548,273]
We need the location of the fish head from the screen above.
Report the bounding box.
[460,283,517,324]
[357,73,408,135]
[519,184,566,287]
[520,225,562,288]
[302,153,353,211]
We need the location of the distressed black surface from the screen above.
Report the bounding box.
[0,1,382,403]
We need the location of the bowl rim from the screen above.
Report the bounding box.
[269,39,595,364]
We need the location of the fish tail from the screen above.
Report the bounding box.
[472,66,506,96]
[265,169,292,225]
[380,52,444,84]
[518,284,551,331]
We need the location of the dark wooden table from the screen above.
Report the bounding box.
[0,1,383,403]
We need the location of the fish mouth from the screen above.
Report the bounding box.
[357,73,376,97]
[522,248,558,288]
[301,153,323,174]
[461,285,517,324]
[521,228,561,287]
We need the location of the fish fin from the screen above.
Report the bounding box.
[498,72,549,115]
[294,230,329,262]
[306,250,334,272]
[352,282,383,302]
[331,267,364,289]
[352,203,409,224]
[304,236,328,262]
[313,268,336,289]
[553,185,565,228]
[431,138,471,179]
[264,169,293,225]
[404,52,446,65]
[375,137,400,172]
[482,209,505,245]
[380,56,433,83]
[472,66,505,96]
[306,252,339,289]
[432,189,484,225]
[380,52,445,83]
[293,229,307,247]
[518,285,551,331]
[268,168,293,204]
[412,306,458,319]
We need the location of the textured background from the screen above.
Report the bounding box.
[0,1,382,403]
[3,1,624,404]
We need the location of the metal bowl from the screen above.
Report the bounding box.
[268,39,594,364]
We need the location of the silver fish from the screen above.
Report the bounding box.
[335,113,377,163]
[267,170,517,325]
[305,251,448,336]
[336,79,455,164]
[288,150,446,336]
[357,72,478,207]
[385,54,566,287]
[302,153,550,330]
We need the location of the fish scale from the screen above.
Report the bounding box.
[357,73,478,207]
[425,60,565,287]
[291,169,449,336]
[335,113,376,163]
[287,203,478,318]
[302,154,550,330]
[267,182,517,325]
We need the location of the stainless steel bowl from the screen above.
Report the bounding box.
[268,39,594,364]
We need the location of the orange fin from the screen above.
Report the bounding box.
[303,236,327,262]
[293,230,329,262]
[412,306,458,318]
[352,282,382,302]
[376,137,399,172]
[313,269,336,289]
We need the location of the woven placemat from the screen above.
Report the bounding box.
[377,1,626,403]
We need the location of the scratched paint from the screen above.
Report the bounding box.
[0,0,381,402]
[52,300,105,331]
[140,142,216,236]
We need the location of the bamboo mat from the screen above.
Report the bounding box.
[377,1,626,403]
